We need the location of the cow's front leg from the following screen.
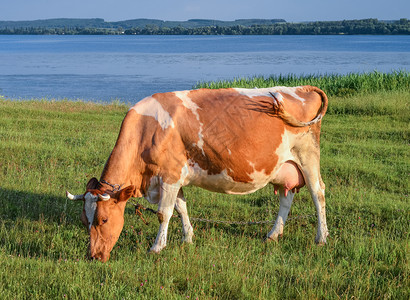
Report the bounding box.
[175,188,194,243]
[150,181,180,253]
[266,188,295,241]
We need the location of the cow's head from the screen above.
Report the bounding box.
[67,178,134,262]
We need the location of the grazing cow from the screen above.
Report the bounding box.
[67,86,329,262]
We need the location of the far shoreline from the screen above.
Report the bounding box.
[0,18,409,35]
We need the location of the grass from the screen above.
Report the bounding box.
[196,70,410,98]
[0,73,409,299]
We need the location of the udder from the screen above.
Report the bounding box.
[273,161,305,196]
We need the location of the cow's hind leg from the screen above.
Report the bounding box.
[306,170,328,244]
[299,157,328,244]
[266,188,295,241]
[150,180,180,253]
[175,188,194,243]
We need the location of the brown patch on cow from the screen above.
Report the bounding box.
[280,86,324,135]
[283,88,322,122]
[178,88,286,182]
[157,211,164,223]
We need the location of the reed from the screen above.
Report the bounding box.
[196,70,409,97]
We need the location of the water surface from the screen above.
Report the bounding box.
[0,35,408,102]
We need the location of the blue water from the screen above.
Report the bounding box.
[0,35,409,102]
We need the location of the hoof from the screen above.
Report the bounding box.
[315,238,327,245]
[149,245,165,254]
[182,235,194,244]
[265,233,281,242]
[315,239,327,246]
[315,232,329,245]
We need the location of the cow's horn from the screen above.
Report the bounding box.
[66,191,84,201]
[98,193,110,201]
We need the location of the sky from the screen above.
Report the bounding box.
[0,0,408,22]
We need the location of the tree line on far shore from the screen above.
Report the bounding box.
[1,19,408,35]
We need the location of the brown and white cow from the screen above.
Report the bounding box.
[67,86,329,262]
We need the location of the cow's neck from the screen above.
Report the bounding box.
[100,145,134,188]
[99,116,141,192]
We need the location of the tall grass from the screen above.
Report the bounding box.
[0,73,409,299]
[197,70,410,97]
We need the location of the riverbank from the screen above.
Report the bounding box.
[0,76,408,298]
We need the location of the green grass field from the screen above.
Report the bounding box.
[0,72,409,299]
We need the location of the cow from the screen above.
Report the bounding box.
[66,85,329,262]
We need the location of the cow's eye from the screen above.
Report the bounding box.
[102,218,108,224]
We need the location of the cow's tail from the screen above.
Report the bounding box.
[271,86,328,127]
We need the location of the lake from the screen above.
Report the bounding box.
[0,35,409,102]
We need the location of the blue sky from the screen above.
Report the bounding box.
[0,0,409,22]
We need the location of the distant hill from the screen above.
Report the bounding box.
[0,18,286,29]
[0,18,107,29]
[1,18,408,35]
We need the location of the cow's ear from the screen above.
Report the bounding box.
[116,185,135,203]
[86,177,99,190]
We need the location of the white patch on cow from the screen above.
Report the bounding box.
[276,129,298,161]
[174,91,205,154]
[227,148,232,155]
[280,87,306,102]
[234,86,306,102]
[267,190,295,240]
[145,177,160,204]
[183,159,267,195]
[269,129,301,185]
[149,178,180,253]
[84,192,98,230]
[178,163,190,185]
[165,163,191,188]
[247,161,273,189]
[130,96,175,130]
[161,180,182,194]
[145,164,190,204]
[271,92,284,102]
[174,91,200,115]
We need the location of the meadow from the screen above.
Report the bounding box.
[0,72,408,299]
